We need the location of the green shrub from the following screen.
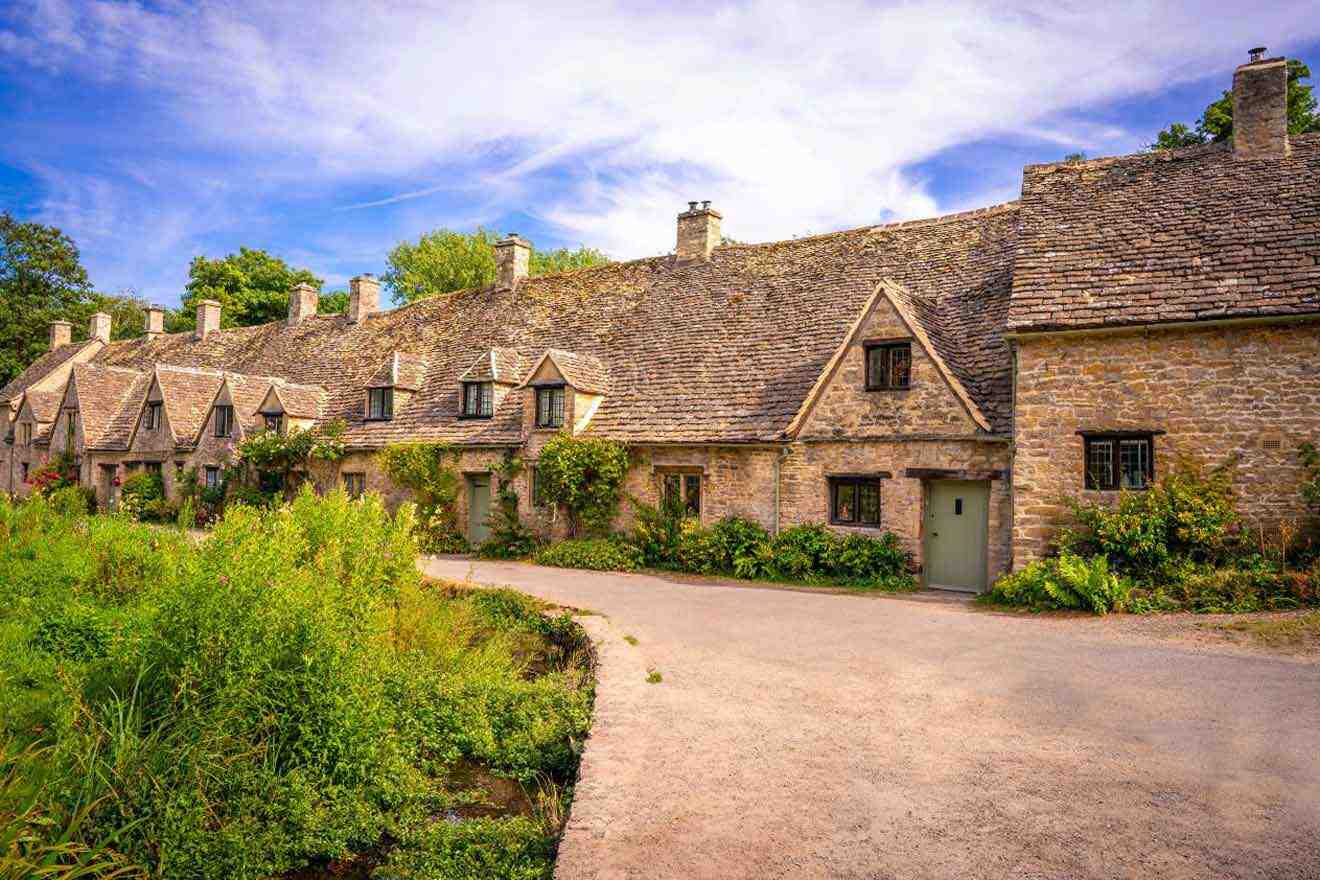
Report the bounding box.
[536,538,642,572]
[477,454,540,560]
[985,554,1130,614]
[628,493,687,568]
[378,442,467,553]
[375,817,555,880]
[49,484,96,517]
[824,531,912,588]
[30,602,113,661]
[535,435,629,537]
[766,524,836,581]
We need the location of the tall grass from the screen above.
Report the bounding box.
[0,489,592,879]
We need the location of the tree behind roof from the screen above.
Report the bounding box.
[1149,59,1319,150]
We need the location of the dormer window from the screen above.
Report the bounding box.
[264,414,284,434]
[214,405,234,438]
[19,423,32,446]
[865,341,912,390]
[535,385,565,429]
[146,402,162,431]
[367,387,393,421]
[462,381,494,419]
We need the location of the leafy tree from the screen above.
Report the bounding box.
[383,228,610,305]
[318,290,349,315]
[0,213,92,388]
[1149,59,1319,150]
[183,247,323,328]
[70,291,152,341]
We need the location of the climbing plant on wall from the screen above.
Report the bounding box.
[232,419,347,502]
[535,434,629,537]
[476,450,540,559]
[377,442,467,553]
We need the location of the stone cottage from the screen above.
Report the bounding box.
[3,52,1317,591]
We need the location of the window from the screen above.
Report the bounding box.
[21,462,29,482]
[1084,433,1154,491]
[175,460,186,479]
[461,381,494,419]
[124,461,140,473]
[535,386,565,428]
[146,402,162,430]
[530,465,547,508]
[865,342,912,390]
[145,461,162,478]
[214,405,234,437]
[65,411,77,449]
[829,477,882,526]
[204,466,221,490]
[264,414,284,434]
[18,423,31,446]
[343,472,366,499]
[367,387,393,420]
[661,471,702,517]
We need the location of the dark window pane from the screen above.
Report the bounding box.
[684,474,701,516]
[663,473,680,503]
[859,482,881,524]
[889,345,911,387]
[1086,440,1114,490]
[480,382,493,416]
[1119,439,1150,490]
[833,482,857,522]
[867,346,887,387]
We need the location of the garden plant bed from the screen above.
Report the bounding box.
[0,488,594,880]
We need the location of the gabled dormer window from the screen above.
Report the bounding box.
[146,402,162,431]
[367,387,393,421]
[264,414,284,434]
[19,423,32,446]
[535,385,565,429]
[865,341,912,390]
[214,405,234,438]
[462,381,494,419]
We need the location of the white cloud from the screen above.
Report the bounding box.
[5,0,1320,266]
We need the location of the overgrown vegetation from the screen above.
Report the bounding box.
[984,454,1320,615]
[535,538,642,572]
[232,419,347,498]
[0,489,592,879]
[534,436,629,537]
[378,442,468,553]
[116,470,171,522]
[476,453,540,561]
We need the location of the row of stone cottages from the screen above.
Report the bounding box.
[3,52,1317,591]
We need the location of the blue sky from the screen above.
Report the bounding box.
[2,1,1319,307]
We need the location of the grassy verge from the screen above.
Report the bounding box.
[1202,611,1320,650]
[0,488,593,880]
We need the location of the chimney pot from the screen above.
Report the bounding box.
[675,202,722,261]
[1232,52,1289,160]
[89,312,112,344]
[1249,46,1266,62]
[145,305,165,340]
[48,320,72,349]
[494,234,531,288]
[288,282,319,325]
[195,300,220,340]
[348,275,381,323]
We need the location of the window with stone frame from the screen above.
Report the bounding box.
[864,341,912,390]
[529,464,547,508]
[1083,433,1155,491]
[367,387,393,421]
[535,385,565,429]
[343,472,366,499]
[146,401,163,431]
[829,476,882,526]
[462,381,494,419]
[145,461,162,478]
[18,423,31,446]
[660,471,702,517]
[204,466,221,490]
[264,413,284,434]
[213,405,235,438]
[65,410,77,449]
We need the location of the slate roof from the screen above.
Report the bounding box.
[367,352,428,390]
[1009,134,1320,332]
[519,349,610,394]
[70,364,152,452]
[0,340,97,404]
[458,348,527,384]
[91,202,1021,441]
[267,381,328,419]
[22,391,62,424]
[153,366,226,448]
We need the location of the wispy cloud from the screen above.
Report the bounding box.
[2,0,1319,301]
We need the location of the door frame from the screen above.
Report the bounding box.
[921,478,990,593]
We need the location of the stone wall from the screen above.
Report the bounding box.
[1012,320,1320,565]
[780,439,1012,583]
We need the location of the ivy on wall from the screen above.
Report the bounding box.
[377,442,467,553]
[535,434,629,537]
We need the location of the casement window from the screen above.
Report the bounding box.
[535,385,565,429]
[865,342,912,390]
[213,405,235,438]
[1084,433,1155,491]
[829,477,882,526]
[367,387,393,421]
[18,423,31,446]
[343,472,366,499]
[20,462,29,482]
[124,461,140,472]
[661,472,702,517]
[462,381,494,419]
[530,465,547,508]
[145,461,163,478]
[65,411,77,449]
[204,466,221,490]
[146,402,162,431]
[264,414,284,434]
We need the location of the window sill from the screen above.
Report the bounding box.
[827,520,885,529]
[458,414,493,421]
[864,385,911,392]
[363,417,393,423]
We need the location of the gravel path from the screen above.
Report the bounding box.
[421,558,1320,880]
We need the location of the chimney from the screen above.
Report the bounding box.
[675,201,722,261]
[288,282,319,324]
[48,320,72,349]
[348,274,381,323]
[494,234,531,288]
[89,312,112,344]
[1233,48,1290,160]
[195,299,220,340]
[144,306,165,340]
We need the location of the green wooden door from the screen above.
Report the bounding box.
[924,480,990,592]
[468,475,492,545]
